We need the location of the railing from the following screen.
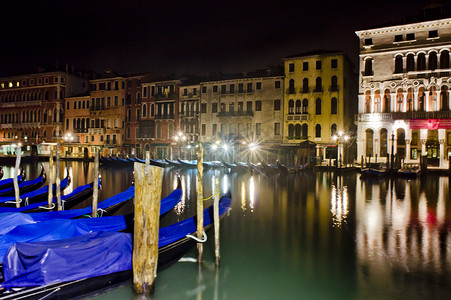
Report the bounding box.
[216,111,254,118]
[313,87,323,93]
[155,114,175,119]
[286,114,309,121]
[356,110,451,121]
[286,88,295,94]
[301,88,309,93]
[153,92,176,100]
[74,128,88,133]
[329,86,339,92]
[89,105,105,111]
[88,128,105,134]
[0,100,42,108]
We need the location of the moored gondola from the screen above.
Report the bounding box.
[177,158,197,168]
[0,166,46,198]
[0,168,25,191]
[0,191,231,299]
[165,158,181,168]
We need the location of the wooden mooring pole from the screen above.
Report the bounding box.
[214,177,220,267]
[47,149,54,208]
[13,147,22,208]
[56,143,62,211]
[197,142,204,263]
[91,151,99,218]
[133,159,163,295]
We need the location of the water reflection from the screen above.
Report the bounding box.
[330,176,349,227]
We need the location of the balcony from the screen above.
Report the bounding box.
[89,105,105,112]
[74,128,88,133]
[0,100,42,108]
[286,114,309,121]
[286,88,296,94]
[153,92,176,100]
[300,88,309,93]
[313,87,323,93]
[406,68,451,79]
[329,86,339,92]
[356,111,451,122]
[155,114,175,120]
[88,128,105,134]
[216,110,254,118]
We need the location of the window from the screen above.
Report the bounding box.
[331,97,337,114]
[221,85,226,94]
[275,81,281,89]
[256,82,262,90]
[73,102,76,109]
[44,78,49,84]
[247,83,253,93]
[429,30,438,39]
[288,63,295,72]
[288,79,295,94]
[246,101,252,111]
[202,86,207,93]
[295,100,301,114]
[406,33,415,41]
[114,81,119,90]
[315,124,321,138]
[315,98,321,115]
[288,99,294,114]
[302,78,309,93]
[274,123,280,136]
[406,54,415,72]
[114,96,118,106]
[201,124,206,136]
[256,123,261,136]
[238,102,243,112]
[201,103,207,113]
[274,99,281,111]
[417,53,426,71]
[303,62,308,71]
[213,85,218,93]
[331,124,337,137]
[331,76,338,91]
[394,34,403,42]
[212,103,218,113]
[183,88,188,96]
[212,124,217,136]
[331,59,338,69]
[429,52,438,70]
[99,82,106,90]
[316,61,322,70]
[255,100,262,111]
[230,84,235,93]
[142,104,147,118]
[238,83,244,93]
[229,102,235,112]
[364,38,373,46]
[395,55,403,73]
[66,102,70,110]
[364,58,373,76]
[315,77,322,92]
[302,99,308,113]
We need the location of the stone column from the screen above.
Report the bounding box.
[436,91,441,111]
[425,92,429,112]
[414,91,418,111]
[405,139,411,163]
[403,92,408,112]
[391,93,396,112]
[439,139,445,168]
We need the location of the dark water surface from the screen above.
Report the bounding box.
[2,162,451,299]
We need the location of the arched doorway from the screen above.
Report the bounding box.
[426,133,440,166]
[365,129,374,157]
[396,128,406,159]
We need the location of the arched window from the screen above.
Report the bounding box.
[429,52,438,70]
[295,100,301,114]
[417,53,426,71]
[44,91,49,100]
[407,88,414,112]
[441,86,449,111]
[150,104,155,116]
[365,129,374,156]
[73,102,76,109]
[315,77,322,92]
[315,124,321,138]
[440,50,450,70]
[395,55,403,73]
[396,89,403,112]
[156,124,162,138]
[331,124,337,137]
[73,119,76,130]
[302,78,309,93]
[364,58,373,76]
[288,79,295,94]
[406,54,415,72]
[331,76,338,91]
[77,118,81,130]
[288,124,294,137]
[383,90,391,113]
[136,92,141,103]
[43,109,48,123]
[142,104,147,118]
[365,91,371,113]
[418,88,425,111]
[288,99,294,114]
[315,98,321,115]
[295,124,301,139]
[168,123,174,138]
[301,124,308,138]
[331,97,337,114]
[380,128,387,156]
[302,99,308,113]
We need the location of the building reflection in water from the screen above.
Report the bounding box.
[241,180,246,212]
[356,176,451,298]
[249,175,255,212]
[330,176,349,227]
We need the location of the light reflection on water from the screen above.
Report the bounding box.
[1,162,451,299]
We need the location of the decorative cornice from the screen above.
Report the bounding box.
[356,18,451,37]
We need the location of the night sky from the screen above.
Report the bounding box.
[0,0,448,77]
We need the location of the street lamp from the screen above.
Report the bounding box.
[332,131,349,169]
[63,132,74,157]
[174,131,187,159]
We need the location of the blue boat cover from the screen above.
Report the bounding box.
[0,216,127,262]
[0,194,231,288]
[0,175,45,197]
[0,177,69,204]
[0,175,23,188]
[0,182,92,213]
[1,231,132,288]
[0,185,181,232]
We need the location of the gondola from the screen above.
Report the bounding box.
[165,158,181,168]
[235,161,251,172]
[177,158,197,168]
[261,162,281,175]
[0,179,101,214]
[360,164,388,178]
[277,161,297,174]
[0,168,25,191]
[0,167,3,180]
[136,158,171,168]
[0,177,182,231]
[0,172,70,208]
[222,161,237,170]
[0,166,46,198]
[397,163,421,178]
[203,161,223,169]
[0,192,232,299]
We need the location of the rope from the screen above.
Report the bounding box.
[5,198,22,205]
[38,203,56,210]
[186,231,207,243]
[202,192,220,201]
[25,197,29,206]
[38,287,61,300]
[97,208,107,217]
[62,200,66,211]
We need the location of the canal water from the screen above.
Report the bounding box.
[2,162,451,299]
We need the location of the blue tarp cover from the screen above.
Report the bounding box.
[1,231,132,288]
[0,216,127,262]
[0,175,23,189]
[0,175,45,198]
[0,177,69,204]
[0,182,92,213]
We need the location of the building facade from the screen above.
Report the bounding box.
[0,67,88,155]
[355,15,451,167]
[179,82,200,159]
[199,70,284,162]
[64,94,91,158]
[124,75,144,157]
[283,51,356,165]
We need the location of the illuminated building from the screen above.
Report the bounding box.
[282,51,356,165]
[355,6,451,167]
[179,81,200,159]
[124,75,145,157]
[198,68,284,162]
[0,65,88,155]
[64,94,91,157]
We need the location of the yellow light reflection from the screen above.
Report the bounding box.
[241,181,246,212]
[222,174,228,194]
[330,184,349,227]
[174,173,188,215]
[249,176,255,212]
